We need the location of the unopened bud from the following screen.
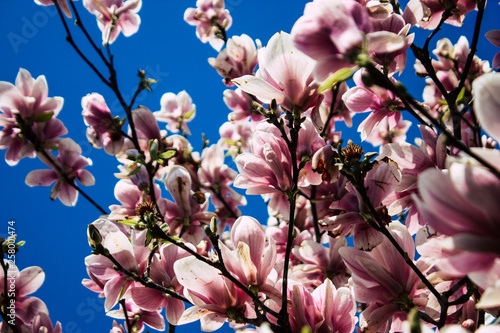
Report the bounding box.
[87,224,103,249]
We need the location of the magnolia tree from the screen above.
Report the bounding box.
[1,0,500,332]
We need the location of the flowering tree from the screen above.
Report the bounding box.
[1,0,500,332]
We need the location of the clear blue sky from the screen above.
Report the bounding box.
[0,1,498,332]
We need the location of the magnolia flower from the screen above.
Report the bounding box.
[132,105,162,144]
[184,0,232,51]
[82,93,124,155]
[154,91,196,135]
[365,117,411,146]
[291,0,405,81]
[234,121,294,195]
[233,32,322,113]
[25,138,94,206]
[342,70,404,141]
[208,34,259,86]
[130,243,193,325]
[340,222,421,332]
[219,216,277,287]
[320,158,402,250]
[223,88,263,123]
[84,229,148,311]
[174,256,251,331]
[418,0,476,30]
[0,68,66,166]
[83,0,142,45]
[0,264,48,326]
[198,143,247,210]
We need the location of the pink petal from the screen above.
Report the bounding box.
[130,287,167,311]
[16,266,45,296]
[473,72,500,143]
[58,182,78,206]
[25,169,57,187]
[232,75,287,105]
[367,31,405,53]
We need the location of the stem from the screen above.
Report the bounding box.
[453,0,486,98]
[120,299,133,333]
[168,323,176,333]
[278,109,301,331]
[52,0,111,87]
[309,186,322,243]
[320,85,339,141]
[206,185,240,220]
[69,1,111,67]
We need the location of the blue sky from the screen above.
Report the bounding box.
[0,1,499,332]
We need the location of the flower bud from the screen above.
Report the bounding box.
[87,224,102,248]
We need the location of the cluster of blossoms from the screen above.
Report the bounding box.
[2,0,500,332]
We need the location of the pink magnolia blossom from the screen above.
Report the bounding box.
[130,243,194,325]
[174,256,252,331]
[84,228,148,311]
[83,0,142,45]
[198,143,246,211]
[0,264,48,326]
[108,179,167,220]
[154,91,196,135]
[485,30,500,68]
[414,161,500,273]
[234,121,296,195]
[218,120,252,156]
[291,0,405,81]
[233,32,322,114]
[25,138,95,206]
[379,125,447,234]
[371,13,414,74]
[365,117,411,146]
[184,0,232,51]
[0,68,66,166]
[291,237,350,289]
[163,165,215,244]
[208,34,259,86]
[320,158,402,250]
[223,88,263,123]
[310,81,351,140]
[82,93,124,155]
[312,279,357,333]
[340,221,421,332]
[342,70,404,141]
[418,0,476,30]
[34,0,75,18]
[219,216,277,287]
[132,105,162,143]
[107,298,165,332]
